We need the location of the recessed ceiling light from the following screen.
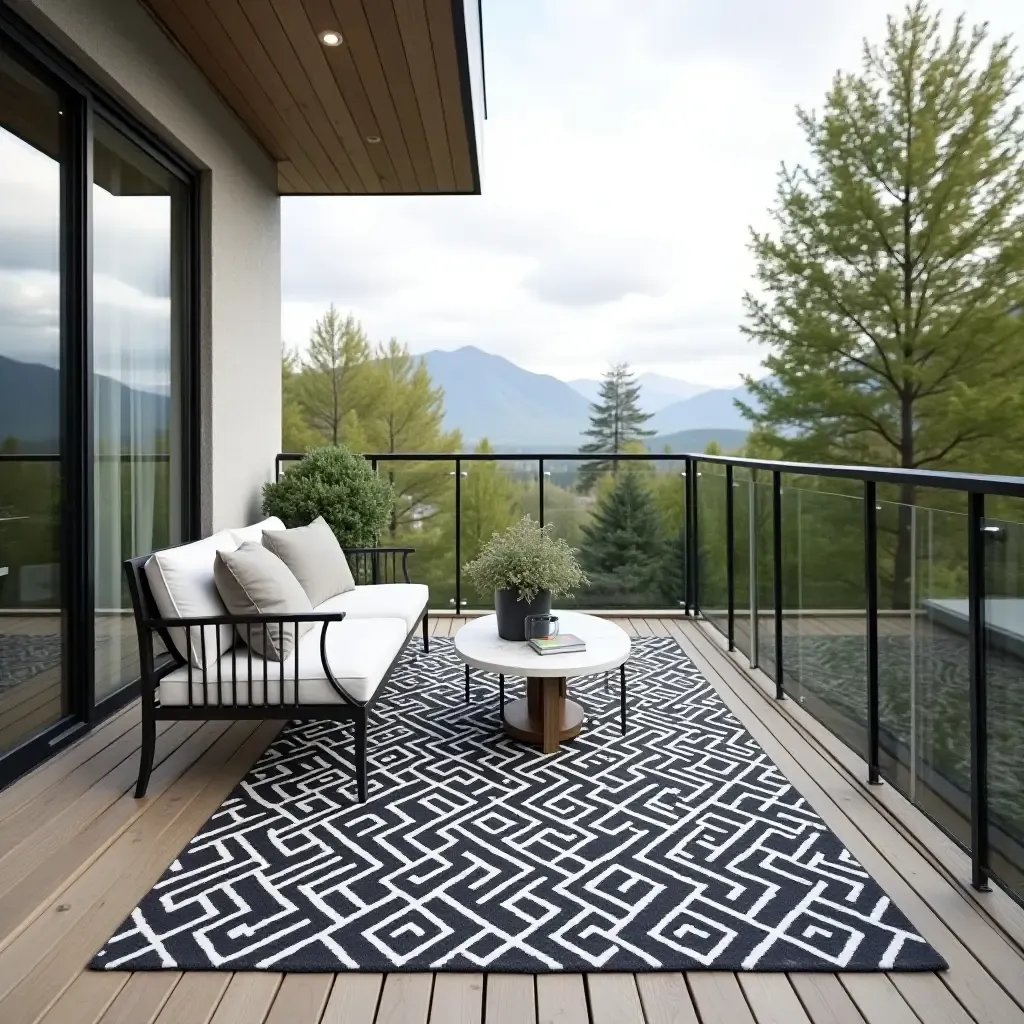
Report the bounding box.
[366,135,381,144]
[320,30,342,46]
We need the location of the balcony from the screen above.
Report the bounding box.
[0,450,1022,1023]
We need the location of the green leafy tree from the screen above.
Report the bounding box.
[578,363,655,491]
[361,338,463,537]
[298,306,375,446]
[281,345,321,453]
[461,439,520,601]
[741,2,1024,607]
[579,470,664,605]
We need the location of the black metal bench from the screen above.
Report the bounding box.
[124,546,428,803]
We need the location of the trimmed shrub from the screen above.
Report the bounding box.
[262,446,395,548]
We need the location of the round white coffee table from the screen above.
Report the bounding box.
[454,611,631,753]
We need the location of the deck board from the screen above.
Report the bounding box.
[0,617,1020,1023]
[673,620,1024,1024]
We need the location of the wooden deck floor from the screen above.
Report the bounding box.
[0,616,1021,1024]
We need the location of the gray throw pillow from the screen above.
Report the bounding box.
[262,516,356,607]
[213,542,313,661]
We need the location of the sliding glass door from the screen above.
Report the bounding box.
[0,50,68,759]
[92,120,188,701]
[0,12,198,786]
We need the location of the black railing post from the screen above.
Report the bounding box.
[968,491,990,891]
[692,460,701,615]
[455,458,462,613]
[683,459,693,616]
[726,464,735,651]
[539,458,545,527]
[864,481,880,785]
[772,471,784,699]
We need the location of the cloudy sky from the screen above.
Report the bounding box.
[282,0,1024,388]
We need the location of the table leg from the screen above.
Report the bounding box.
[542,678,560,753]
[503,677,583,752]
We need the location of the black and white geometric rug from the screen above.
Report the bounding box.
[90,637,946,973]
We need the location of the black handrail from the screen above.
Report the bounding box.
[276,449,1024,497]
[274,447,1024,900]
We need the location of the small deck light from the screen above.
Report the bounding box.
[319,30,343,46]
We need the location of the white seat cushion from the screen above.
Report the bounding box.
[159,616,408,706]
[229,516,284,546]
[145,531,239,669]
[315,584,428,632]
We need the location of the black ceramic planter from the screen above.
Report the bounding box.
[494,589,552,641]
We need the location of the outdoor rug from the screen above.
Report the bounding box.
[90,636,947,973]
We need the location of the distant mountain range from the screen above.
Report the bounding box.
[649,383,757,435]
[422,347,592,447]
[567,372,708,412]
[422,346,757,448]
[0,347,757,457]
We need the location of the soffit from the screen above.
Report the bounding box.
[141,0,480,194]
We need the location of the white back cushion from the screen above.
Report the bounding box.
[145,531,239,669]
[229,517,284,547]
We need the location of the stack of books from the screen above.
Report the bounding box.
[528,633,586,655]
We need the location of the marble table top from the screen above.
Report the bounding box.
[453,611,631,678]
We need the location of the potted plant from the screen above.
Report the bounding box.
[261,445,395,547]
[463,516,588,640]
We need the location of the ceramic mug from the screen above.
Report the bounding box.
[524,613,560,640]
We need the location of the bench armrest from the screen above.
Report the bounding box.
[145,610,347,629]
[345,547,415,585]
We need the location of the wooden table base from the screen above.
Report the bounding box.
[502,677,584,754]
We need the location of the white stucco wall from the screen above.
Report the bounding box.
[11,0,282,533]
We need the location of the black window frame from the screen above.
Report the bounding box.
[0,5,201,789]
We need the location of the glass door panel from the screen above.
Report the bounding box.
[92,119,186,700]
[0,51,67,752]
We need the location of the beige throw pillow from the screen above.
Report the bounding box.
[213,542,313,661]
[262,516,356,608]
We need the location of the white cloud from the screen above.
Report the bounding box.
[282,0,1024,388]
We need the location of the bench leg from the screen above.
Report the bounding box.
[499,673,504,713]
[620,663,627,735]
[135,703,156,798]
[354,715,368,802]
[422,611,429,653]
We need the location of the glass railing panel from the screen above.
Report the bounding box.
[378,459,457,610]
[984,504,1024,899]
[874,491,971,851]
[697,463,729,637]
[460,458,539,610]
[783,482,867,756]
[545,458,685,611]
[753,473,775,674]
[731,468,753,660]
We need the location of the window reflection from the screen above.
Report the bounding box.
[0,50,67,750]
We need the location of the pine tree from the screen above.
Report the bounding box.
[578,363,655,492]
[298,306,374,446]
[580,470,665,604]
[741,2,1024,606]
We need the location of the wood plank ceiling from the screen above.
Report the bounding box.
[141,0,480,194]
